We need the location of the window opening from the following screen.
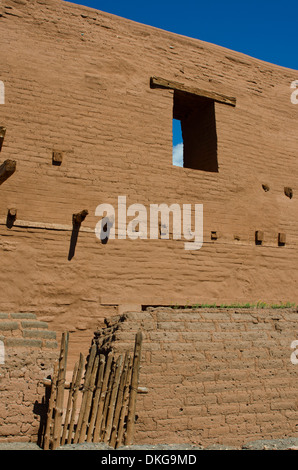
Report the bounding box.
[173,90,218,172]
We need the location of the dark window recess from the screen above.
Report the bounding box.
[173,90,218,172]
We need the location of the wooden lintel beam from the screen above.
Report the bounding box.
[150,76,236,107]
[0,127,6,152]
[0,159,16,185]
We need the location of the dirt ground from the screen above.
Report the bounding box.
[0,437,298,450]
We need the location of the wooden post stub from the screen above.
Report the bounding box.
[72,209,88,226]
[0,159,16,185]
[124,330,143,446]
[6,208,17,228]
[52,151,63,166]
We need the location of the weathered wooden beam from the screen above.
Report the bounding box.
[0,159,16,185]
[0,127,6,151]
[150,76,236,107]
[72,209,88,226]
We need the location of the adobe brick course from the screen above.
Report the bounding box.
[0,312,58,442]
[94,307,298,447]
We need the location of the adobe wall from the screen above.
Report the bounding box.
[0,0,298,366]
[0,312,58,442]
[94,307,298,447]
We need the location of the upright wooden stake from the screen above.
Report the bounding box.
[60,361,78,446]
[86,355,106,442]
[52,332,69,450]
[125,331,143,446]
[43,360,58,450]
[67,353,85,444]
[103,354,123,443]
[73,344,96,443]
[110,352,129,448]
[93,354,113,442]
[115,355,133,449]
[78,354,99,443]
[100,359,116,440]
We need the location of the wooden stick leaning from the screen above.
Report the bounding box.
[67,353,85,444]
[73,344,97,443]
[109,352,129,448]
[93,354,113,442]
[124,331,143,446]
[86,354,106,442]
[60,361,78,446]
[103,354,123,444]
[99,358,116,440]
[78,354,100,443]
[115,355,133,449]
[43,360,58,450]
[52,332,69,450]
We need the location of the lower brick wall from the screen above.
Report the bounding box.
[94,307,298,447]
[0,313,58,442]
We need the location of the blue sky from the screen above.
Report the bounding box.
[65,0,297,165]
[66,0,297,71]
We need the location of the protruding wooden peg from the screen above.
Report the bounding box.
[52,151,63,166]
[8,208,17,219]
[278,232,286,246]
[211,231,218,240]
[0,159,16,185]
[255,230,264,245]
[72,209,88,226]
[0,127,6,152]
[6,208,17,228]
[284,187,293,199]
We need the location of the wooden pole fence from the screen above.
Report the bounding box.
[43,330,143,449]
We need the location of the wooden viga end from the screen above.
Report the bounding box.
[42,330,143,450]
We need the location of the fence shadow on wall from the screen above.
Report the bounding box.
[40,330,142,450]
